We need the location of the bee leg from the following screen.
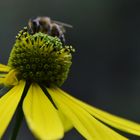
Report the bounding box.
[60,34,66,45]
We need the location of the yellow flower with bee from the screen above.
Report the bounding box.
[0,17,140,140]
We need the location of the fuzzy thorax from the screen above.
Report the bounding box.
[8,31,75,86]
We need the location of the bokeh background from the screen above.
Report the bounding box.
[1,0,140,139]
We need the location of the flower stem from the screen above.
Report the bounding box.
[9,104,23,140]
[9,82,30,140]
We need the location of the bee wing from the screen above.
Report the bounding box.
[51,20,73,28]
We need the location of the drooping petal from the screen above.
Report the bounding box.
[47,87,128,140]
[3,69,18,86]
[0,78,4,85]
[23,83,64,140]
[58,110,73,132]
[54,87,140,136]
[0,64,10,72]
[47,88,93,140]
[0,73,7,78]
[0,80,25,138]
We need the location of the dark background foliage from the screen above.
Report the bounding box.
[1,0,140,139]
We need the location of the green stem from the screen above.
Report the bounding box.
[9,105,23,140]
[8,82,30,140]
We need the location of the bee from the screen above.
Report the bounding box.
[28,17,72,45]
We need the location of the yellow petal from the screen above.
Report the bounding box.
[0,78,4,85]
[0,64,10,72]
[0,80,25,138]
[55,87,140,136]
[23,83,64,140]
[48,88,128,140]
[47,89,93,140]
[0,73,7,78]
[3,69,18,86]
[58,110,73,132]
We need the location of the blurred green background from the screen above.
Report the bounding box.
[1,0,140,139]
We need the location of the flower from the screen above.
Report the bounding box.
[0,26,140,140]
